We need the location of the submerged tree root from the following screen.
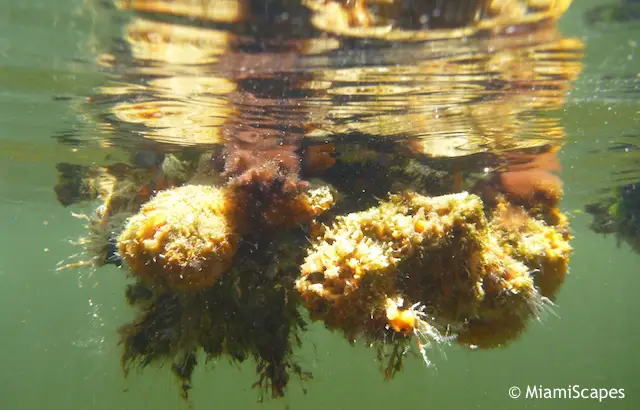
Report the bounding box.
[118,234,311,400]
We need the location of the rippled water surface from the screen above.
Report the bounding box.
[1,1,639,409]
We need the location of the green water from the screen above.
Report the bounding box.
[1,0,640,409]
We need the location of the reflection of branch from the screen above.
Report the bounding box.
[224,135,303,194]
[486,150,564,208]
[220,52,307,195]
[498,168,563,207]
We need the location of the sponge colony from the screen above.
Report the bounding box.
[118,185,237,291]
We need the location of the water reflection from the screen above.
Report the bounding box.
[66,1,584,186]
[54,0,583,402]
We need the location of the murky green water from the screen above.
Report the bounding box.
[1,0,639,409]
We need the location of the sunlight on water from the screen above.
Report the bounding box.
[71,298,107,354]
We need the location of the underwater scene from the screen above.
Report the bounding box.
[1,0,639,409]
